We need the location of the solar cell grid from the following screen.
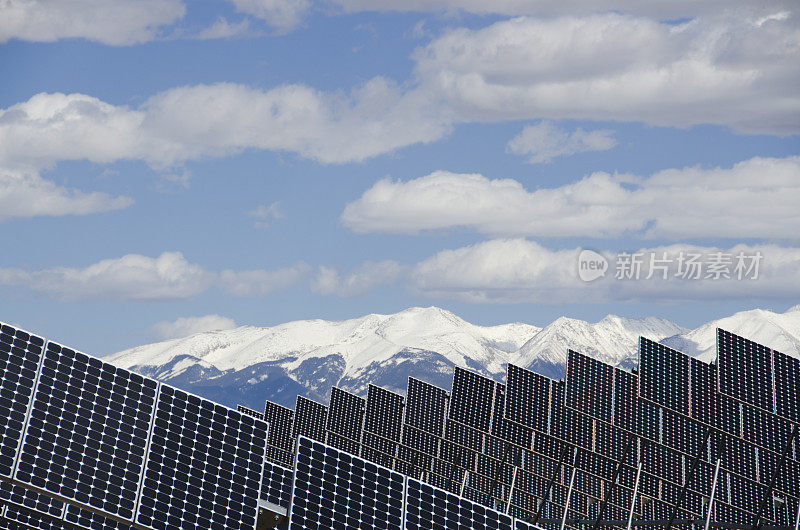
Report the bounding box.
[504,365,550,434]
[638,338,690,416]
[264,445,293,468]
[449,367,496,433]
[14,342,157,522]
[0,481,63,519]
[260,459,293,509]
[236,405,264,421]
[364,385,403,441]
[262,400,294,455]
[0,322,44,480]
[773,349,800,424]
[135,385,267,530]
[290,436,404,530]
[292,396,327,443]
[404,478,514,530]
[405,378,448,437]
[2,504,68,529]
[717,329,773,412]
[565,350,612,424]
[64,504,132,529]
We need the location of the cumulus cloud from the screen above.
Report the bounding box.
[310,260,403,297]
[0,0,185,45]
[333,0,790,19]
[0,81,448,169]
[341,156,800,239]
[229,0,311,33]
[0,252,308,301]
[0,167,133,221]
[507,122,616,163]
[151,315,238,340]
[414,12,800,134]
[409,239,800,304]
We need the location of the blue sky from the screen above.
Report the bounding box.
[1,0,799,354]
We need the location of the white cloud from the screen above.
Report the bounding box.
[195,17,251,40]
[248,201,283,228]
[310,261,403,297]
[334,0,790,19]
[0,251,308,301]
[413,12,800,134]
[229,0,310,33]
[0,81,448,169]
[0,0,185,45]
[219,263,310,296]
[0,167,133,221]
[151,315,238,340]
[507,122,616,163]
[410,239,800,304]
[341,156,800,239]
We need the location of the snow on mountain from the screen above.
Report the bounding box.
[661,306,800,362]
[105,306,693,410]
[513,315,686,379]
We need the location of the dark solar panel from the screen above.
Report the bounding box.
[263,400,294,452]
[135,385,267,529]
[327,387,365,455]
[0,322,45,480]
[14,341,157,523]
[405,378,448,437]
[405,478,514,530]
[292,396,327,444]
[505,364,551,434]
[64,504,132,529]
[265,445,293,468]
[638,337,689,416]
[261,459,293,510]
[449,367,496,433]
[773,348,800,424]
[2,504,68,529]
[236,405,265,421]
[565,350,613,424]
[290,436,404,530]
[717,329,773,412]
[362,385,404,469]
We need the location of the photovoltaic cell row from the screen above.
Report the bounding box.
[14,341,157,523]
[449,367,496,433]
[2,504,68,529]
[263,401,294,453]
[0,481,63,519]
[0,322,44,480]
[565,350,613,424]
[64,504,131,529]
[362,385,404,469]
[136,386,268,530]
[774,348,800,423]
[292,396,327,443]
[236,405,264,421]
[404,478,513,530]
[405,378,447,437]
[289,436,404,530]
[327,387,365,455]
[261,460,293,509]
[504,364,551,435]
[639,338,689,416]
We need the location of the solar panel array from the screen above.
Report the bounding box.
[0,320,269,530]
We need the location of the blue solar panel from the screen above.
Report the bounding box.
[0,322,44,480]
[260,459,293,510]
[290,436,404,530]
[14,341,157,522]
[135,385,268,529]
[405,478,513,530]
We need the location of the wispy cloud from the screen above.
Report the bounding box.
[228,0,311,34]
[150,314,238,340]
[247,202,284,228]
[507,122,616,163]
[310,261,404,297]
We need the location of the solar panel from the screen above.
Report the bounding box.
[292,396,327,443]
[515,520,545,530]
[2,504,68,529]
[405,378,447,437]
[260,459,293,510]
[263,400,294,452]
[237,405,265,421]
[290,436,404,530]
[14,341,157,523]
[0,322,45,480]
[265,445,293,469]
[565,350,613,424]
[638,338,690,416]
[449,367,496,433]
[135,385,268,529]
[405,478,513,530]
[362,385,404,468]
[773,348,800,424]
[0,481,63,519]
[505,364,551,434]
[327,387,365,455]
[717,329,773,412]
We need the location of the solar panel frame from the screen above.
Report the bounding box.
[260,459,293,511]
[404,477,514,530]
[236,405,265,421]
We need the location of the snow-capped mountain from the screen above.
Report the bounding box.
[105,306,688,410]
[661,305,800,362]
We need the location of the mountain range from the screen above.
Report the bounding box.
[104,305,800,411]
